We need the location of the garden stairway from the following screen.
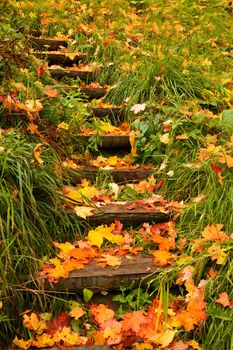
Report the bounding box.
[31,36,172,281]
[10,36,176,350]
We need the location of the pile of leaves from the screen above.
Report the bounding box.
[79,121,131,136]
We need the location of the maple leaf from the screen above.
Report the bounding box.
[46,312,69,335]
[202,224,229,242]
[102,319,123,345]
[97,254,121,267]
[25,100,43,112]
[218,154,233,167]
[129,131,137,157]
[130,103,146,114]
[27,122,38,134]
[216,292,230,307]
[23,313,46,334]
[151,234,175,251]
[44,85,58,98]
[122,310,148,333]
[153,250,174,266]
[33,143,44,165]
[53,326,83,346]
[13,337,32,349]
[69,306,86,320]
[74,206,95,219]
[32,333,54,348]
[150,328,176,348]
[207,244,228,264]
[88,224,124,247]
[90,304,115,325]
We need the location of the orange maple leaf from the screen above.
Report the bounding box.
[153,250,174,266]
[23,313,46,334]
[69,306,86,320]
[216,292,230,307]
[90,304,115,325]
[44,85,58,98]
[202,224,229,242]
[122,310,148,333]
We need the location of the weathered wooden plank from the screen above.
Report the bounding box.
[45,255,160,291]
[80,87,107,99]
[87,204,170,225]
[34,52,87,65]
[49,68,94,80]
[90,107,124,118]
[31,347,111,350]
[29,37,68,50]
[68,168,154,183]
[77,135,130,148]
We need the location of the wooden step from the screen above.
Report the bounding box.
[80,87,107,99]
[67,168,153,183]
[31,347,111,350]
[90,106,124,118]
[60,86,107,99]
[86,203,170,225]
[29,37,68,50]
[34,51,86,65]
[77,135,130,148]
[44,255,161,292]
[49,68,94,80]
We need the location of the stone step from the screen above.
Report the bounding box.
[90,106,124,118]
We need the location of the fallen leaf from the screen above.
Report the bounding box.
[130,103,146,114]
[97,254,121,267]
[45,85,58,98]
[73,205,95,218]
[57,122,69,130]
[159,133,170,144]
[33,143,44,165]
[69,306,86,320]
[216,292,230,307]
[90,304,115,324]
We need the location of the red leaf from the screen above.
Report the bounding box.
[37,65,46,78]
[46,312,69,335]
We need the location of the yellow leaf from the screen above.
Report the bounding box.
[88,228,104,247]
[130,131,137,157]
[152,328,176,348]
[32,333,54,348]
[23,313,46,334]
[88,225,124,247]
[57,122,69,130]
[159,133,170,144]
[98,254,121,267]
[0,301,2,309]
[218,154,233,167]
[25,99,43,112]
[33,143,44,165]
[207,244,227,264]
[13,337,33,350]
[74,206,95,219]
